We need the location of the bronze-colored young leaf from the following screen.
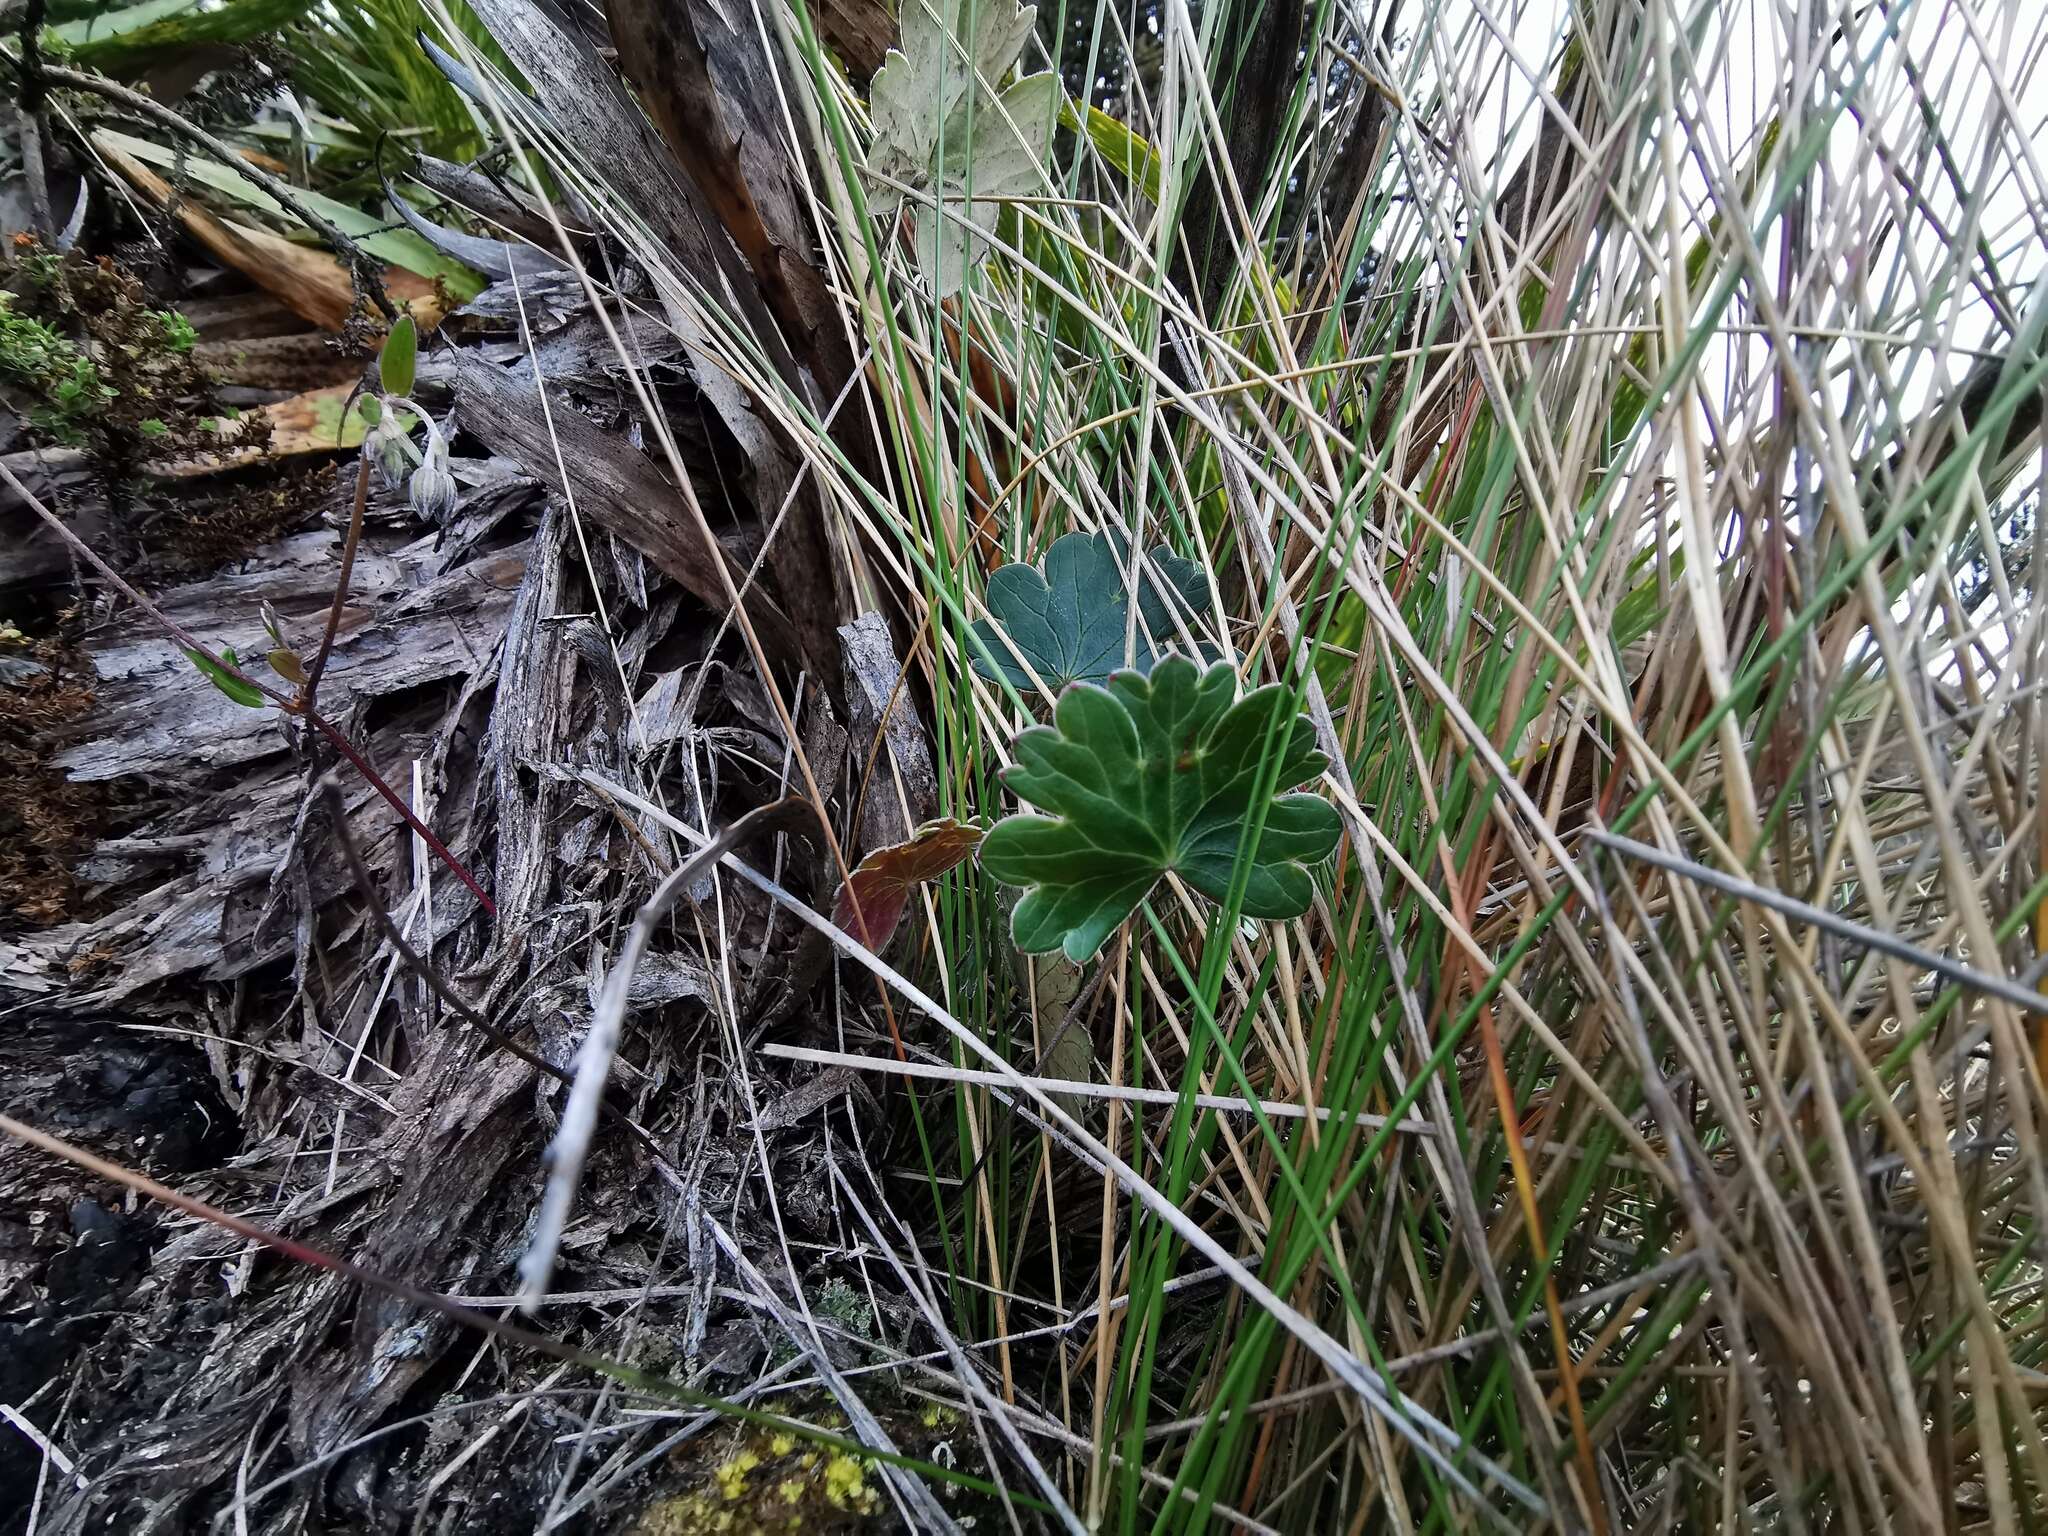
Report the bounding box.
[832,818,986,948]
[980,656,1340,961]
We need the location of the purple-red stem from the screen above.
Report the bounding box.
[301,450,370,720]
[308,710,496,915]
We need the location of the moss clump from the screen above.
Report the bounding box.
[819,1452,878,1514]
[0,291,114,444]
[0,624,134,925]
[714,1448,762,1502]
[626,1425,885,1535]
[814,1279,875,1342]
[1,239,258,470]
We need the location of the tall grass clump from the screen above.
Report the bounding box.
[429,0,2048,1525]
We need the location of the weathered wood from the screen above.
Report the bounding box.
[1173,0,1307,326]
[839,611,936,856]
[46,529,528,782]
[451,354,804,665]
[819,0,894,81]
[606,0,857,685]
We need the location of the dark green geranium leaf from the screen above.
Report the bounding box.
[187,646,265,708]
[970,530,1212,695]
[980,656,1341,961]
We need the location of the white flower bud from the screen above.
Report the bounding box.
[366,412,411,490]
[408,428,458,521]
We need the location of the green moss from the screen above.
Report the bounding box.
[714,1448,762,1502]
[820,1452,878,1514]
[0,294,114,444]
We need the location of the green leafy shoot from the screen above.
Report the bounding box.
[379,313,418,398]
[0,294,115,444]
[971,530,1212,697]
[156,310,198,352]
[980,656,1341,961]
[187,646,267,709]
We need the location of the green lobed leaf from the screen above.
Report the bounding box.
[970,529,1212,696]
[980,656,1341,961]
[867,0,1061,293]
[869,0,1038,188]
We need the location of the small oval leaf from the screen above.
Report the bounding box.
[186,645,266,709]
[379,313,417,397]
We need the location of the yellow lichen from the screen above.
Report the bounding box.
[627,1494,719,1535]
[631,1416,903,1534]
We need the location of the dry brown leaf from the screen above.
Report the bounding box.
[93,132,443,333]
[831,819,984,949]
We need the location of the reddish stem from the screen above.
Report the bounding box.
[307,710,496,916]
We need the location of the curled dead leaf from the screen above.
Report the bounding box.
[831,818,985,949]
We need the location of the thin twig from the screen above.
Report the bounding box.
[517,797,813,1310]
